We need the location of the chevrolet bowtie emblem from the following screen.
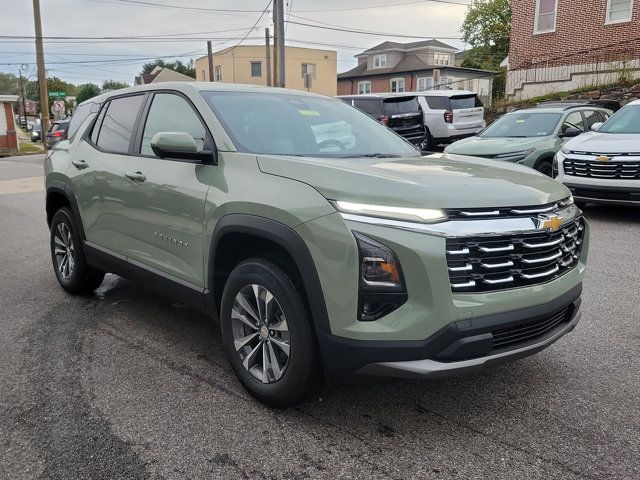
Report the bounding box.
[595,155,610,162]
[541,214,563,232]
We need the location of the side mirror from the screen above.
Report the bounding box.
[150,131,215,163]
[590,122,603,131]
[561,127,582,138]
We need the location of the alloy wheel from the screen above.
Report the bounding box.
[231,284,290,384]
[53,222,75,280]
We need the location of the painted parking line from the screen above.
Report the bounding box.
[0,176,44,195]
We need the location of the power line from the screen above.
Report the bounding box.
[226,0,273,54]
[285,20,462,39]
[84,0,268,14]
[296,0,470,12]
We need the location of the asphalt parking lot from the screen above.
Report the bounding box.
[1,154,638,480]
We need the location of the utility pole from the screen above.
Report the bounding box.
[272,0,285,87]
[265,28,272,87]
[207,41,214,81]
[18,67,27,129]
[32,0,49,139]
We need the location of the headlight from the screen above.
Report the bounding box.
[494,148,535,159]
[560,148,570,155]
[335,200,446,224]
[354,232,407,321]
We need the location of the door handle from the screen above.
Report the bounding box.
[125,171,147,182]
[72,159,88,170]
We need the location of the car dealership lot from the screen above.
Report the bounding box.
[1,154,638,480]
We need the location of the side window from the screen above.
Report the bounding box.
[67,103,91,141]
[140,93,207,157]
[584,110,604,129]
[562,111,585,133]
[90,103,108,145]
[95,95,145,153]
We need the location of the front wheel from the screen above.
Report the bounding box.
[220,259,322,407]
[535,159,553,177]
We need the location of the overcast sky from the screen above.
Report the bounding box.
[0,0,470,87]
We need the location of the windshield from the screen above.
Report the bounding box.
[598,105,640,134]
[202,92,420,158]
[383,97,420,115]
[480,112,562,138]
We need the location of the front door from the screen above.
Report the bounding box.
[120,92,216,287]
[72,93,146,257]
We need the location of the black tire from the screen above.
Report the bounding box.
[220,258,322,407]
[535,159,553,177]
[419,128,434,152]
[50,207,105,294]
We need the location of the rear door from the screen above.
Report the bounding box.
[72,93,147,257]
[449,94,484,131]
[120,91,216,287]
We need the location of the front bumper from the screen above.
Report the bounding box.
[319,284,582,378]
[565,184,640,206]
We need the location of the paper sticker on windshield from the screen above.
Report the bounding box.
[299,110,321,116]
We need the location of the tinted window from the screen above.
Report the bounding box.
[480,112,562,138]
[383,97,420,115]
[424,96,449,110]
[140,93,207,156]
[90,104,107,145]
[202,91,419,158]
[352,99,383,116]
[95,94,144,153]
[449,94,483,110]
[562,111,585,133]
[67,103,92,140]
[598,105,640,134]
[583,110,604,130]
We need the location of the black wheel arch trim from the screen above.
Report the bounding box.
[46,180,86,240]
[207,214,331,335]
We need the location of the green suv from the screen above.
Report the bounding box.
[445,103,612,176]
[45,83,588,407]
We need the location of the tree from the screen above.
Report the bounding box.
[460,0,511,71]
[0,73,21,95]
[141,59,196,79]
[102,79,130,91]
[76,83,101,104]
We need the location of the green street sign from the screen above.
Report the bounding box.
[48,91,65,97]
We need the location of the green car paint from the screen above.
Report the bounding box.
[444,106,612,172]
[45,82,588,385]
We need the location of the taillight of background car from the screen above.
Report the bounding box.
[444,110,453,124]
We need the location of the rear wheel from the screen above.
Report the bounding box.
[220,258,322,407]
[535,159,553,177]
[50,207,104,294]
[419,128,434,152]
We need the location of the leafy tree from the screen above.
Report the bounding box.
[76,83,101,104]
[0,72,21,95]
[460,0,511,71]
[141,59,195,78]
[102,79,130,91]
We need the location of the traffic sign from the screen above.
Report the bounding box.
[53,100,65,112]
[48,91,65,97]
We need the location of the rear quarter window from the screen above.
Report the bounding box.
[352,99,384,117]
[67,102,99,141]
[423,96,450,110]
[449,95,483,110]
[383,98,420,115]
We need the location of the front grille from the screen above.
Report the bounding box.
[446,217,584,292]
[567,185,640,202]
[563,158,640,179]
[491,306,572,351]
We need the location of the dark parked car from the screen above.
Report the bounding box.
[338,94,426,146]
[45,120,70,148]
[31,124,42,142]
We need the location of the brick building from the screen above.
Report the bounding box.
[337,40,496,104]
[506,0,640,99]
[0,95,19,152]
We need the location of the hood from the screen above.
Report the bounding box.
[257,153,569,209]
[564,131,640,153]
[445,136,547,156]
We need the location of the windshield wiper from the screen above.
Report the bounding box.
[339,153,402,158]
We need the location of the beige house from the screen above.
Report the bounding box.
[195,45,337,96]
[134,66,195,85]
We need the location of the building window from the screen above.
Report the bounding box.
[301,63,316,79]
[373,54,387,68]
[214,65,222,82]
[534,0,558,33]
[201,69,206,81]
[434,53,449,66]
[417,77,433,91]
[606,0,633,23]
[250,61,262,77]
[390,78,405,93]
[357,81,371,94]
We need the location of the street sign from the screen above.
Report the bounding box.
[48,91,65,97]
[53,100,65,112]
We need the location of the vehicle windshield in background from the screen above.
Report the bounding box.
[598,105,640,134]
[449,95,483,110]
[383,97,420,116]
[480,113,562,138]
[202,92,420,158]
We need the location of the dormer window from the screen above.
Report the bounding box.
[373,54,387,68]
[434,53,450,66]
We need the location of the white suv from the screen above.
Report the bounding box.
[395,90,485,150]
[555,99,640,206]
